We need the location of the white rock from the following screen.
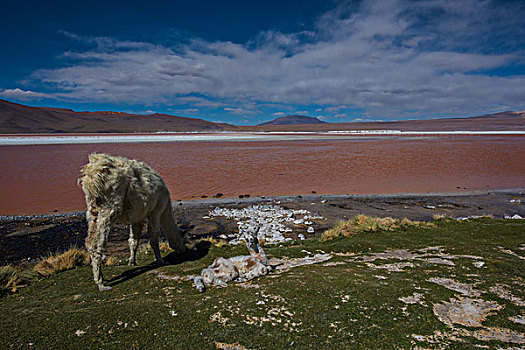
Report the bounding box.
[307,226,315,234]
[208,204,325,244]
[298,234,306,240]
[504,214,524,219]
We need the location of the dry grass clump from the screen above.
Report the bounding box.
[433,213,494,222]
[159,241,172,253]
[0,265,34,295]
[34,248,90,277]
[139,241,175,255]
[321,214,434,241]
[104,256,119,266]
[196,237,230,248]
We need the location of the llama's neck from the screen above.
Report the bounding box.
[246,241,268,265]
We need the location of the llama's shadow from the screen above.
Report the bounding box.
[107,241,211,287]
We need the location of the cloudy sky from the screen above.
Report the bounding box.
[1,0,524,124]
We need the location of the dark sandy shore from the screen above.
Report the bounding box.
[1,189,524,266]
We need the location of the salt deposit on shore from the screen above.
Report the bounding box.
[208,205,325,244]
[1,130,525,145]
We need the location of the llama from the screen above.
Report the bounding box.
[194,231,271,292]
[78,153,186,291]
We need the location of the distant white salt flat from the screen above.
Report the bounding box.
[0,133,269,145]
[326,130,525,135]
[0,130,524,145]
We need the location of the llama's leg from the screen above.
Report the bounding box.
[89,210,115,291]
[128,222,143,266]
[148,215,168,265]
[161,205,186,254]
[194,276,206,293]
[211,277,229,288]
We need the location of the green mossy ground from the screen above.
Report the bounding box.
[1,218,524,349]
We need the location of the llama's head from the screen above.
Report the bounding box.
[167,232,187,254]
[244,230,267,265]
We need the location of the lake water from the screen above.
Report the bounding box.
[1,135,524,215]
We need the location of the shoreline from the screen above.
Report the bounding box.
[2,188,523,221]
[1,131,525,145]
[2,188,523,266]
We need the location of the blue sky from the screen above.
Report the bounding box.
[1,0,524,124]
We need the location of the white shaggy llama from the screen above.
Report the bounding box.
[78,153,186,291]
[194,231,271,292]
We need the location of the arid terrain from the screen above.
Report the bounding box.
[1,99,524,133]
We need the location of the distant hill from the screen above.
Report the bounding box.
[1,99,524,133]
[258,115,326,126]
[249,111,525,132]
[0,99,232,133]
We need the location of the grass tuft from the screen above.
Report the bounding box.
[196,237,230,248]
[433,213,494,222]
[321,214,434,241]
[34,248,90,277]
[104,255,119,266]
[0,265,35,295]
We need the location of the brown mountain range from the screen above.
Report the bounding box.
[1,99,524,133]
[0,99,231,133]
[248,111,525,132]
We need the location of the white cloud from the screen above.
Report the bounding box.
[272,112,284,116]
[17,0,525,119]
[0,88,53,100]
[295,110,308,114]
[224,107,256,115]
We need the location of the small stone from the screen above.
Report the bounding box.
[307,227,314,234]
[473,261,485,268]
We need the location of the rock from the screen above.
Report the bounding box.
[307,226,314,234]
[504,214,524,219]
